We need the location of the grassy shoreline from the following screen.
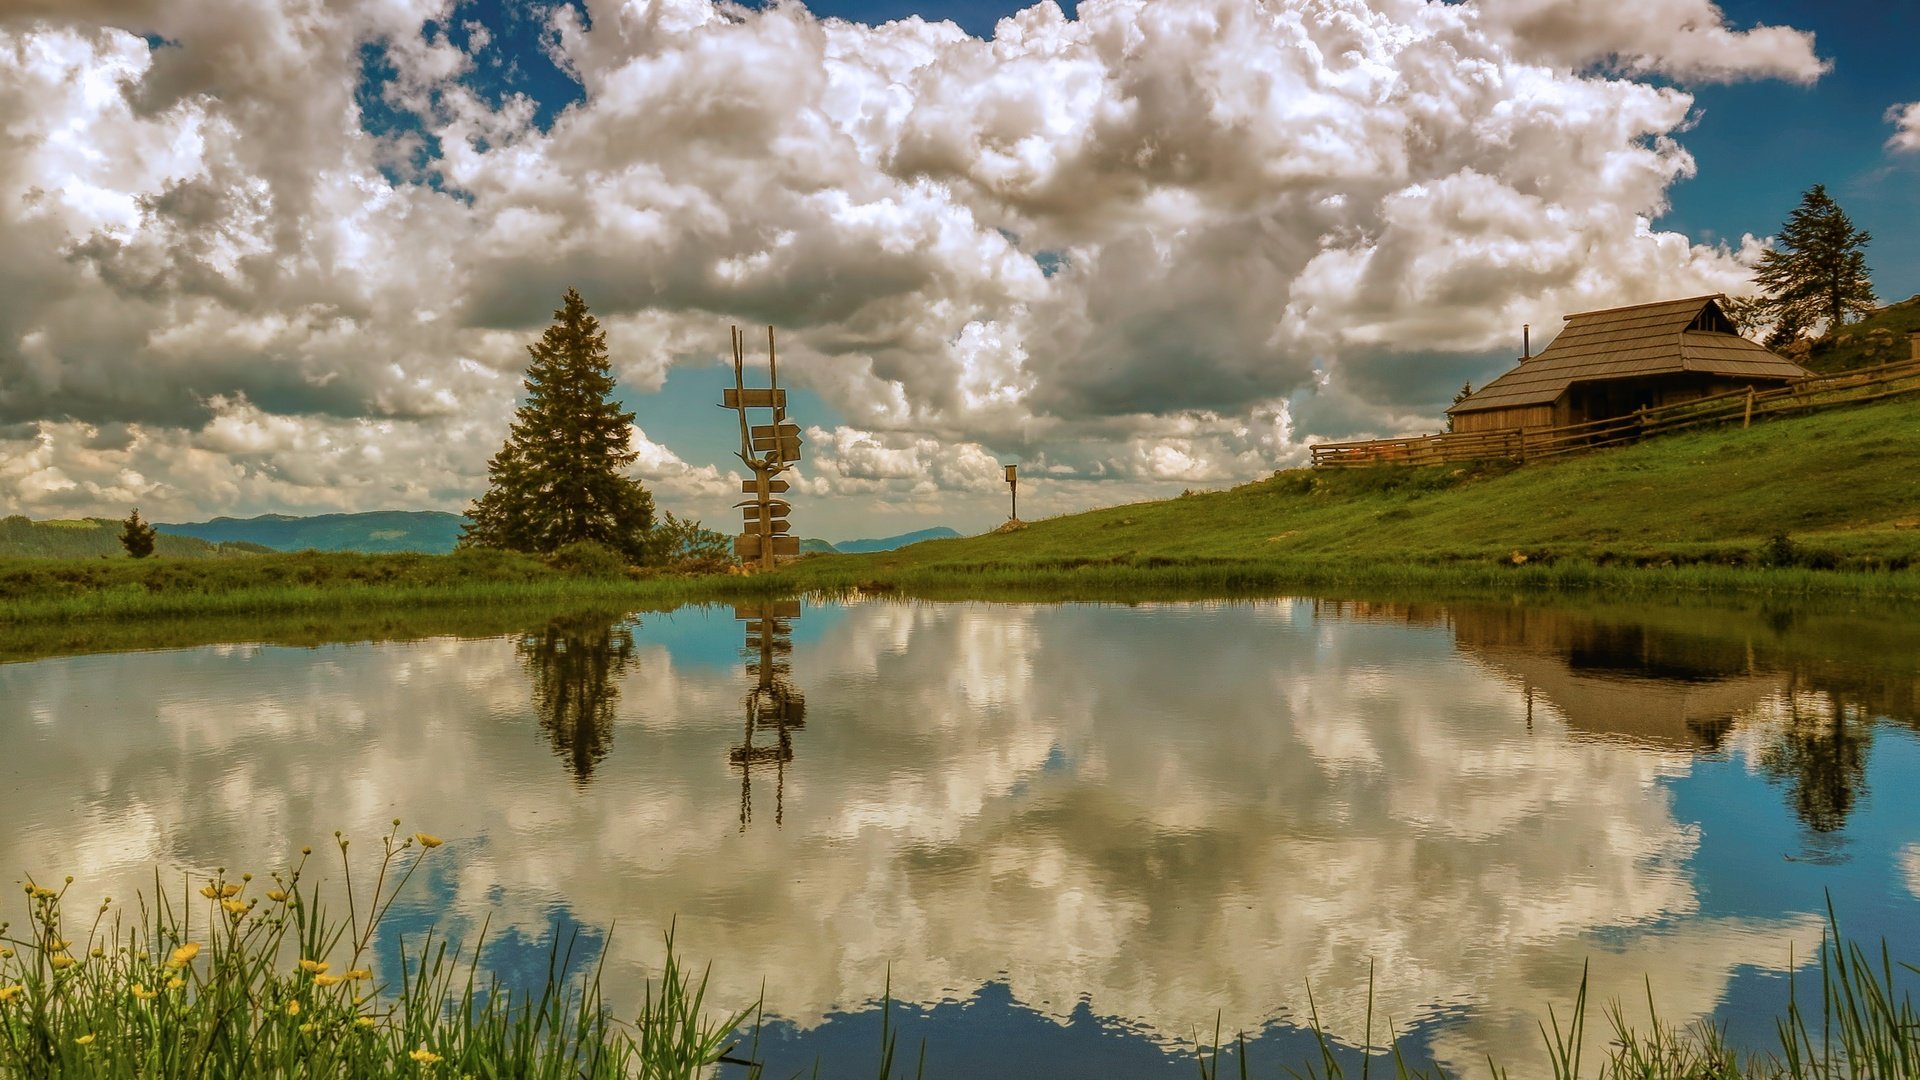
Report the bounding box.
[8,395,1920,626]
[4,548,1920,632]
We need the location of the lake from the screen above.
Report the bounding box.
[3,596,1917,1076]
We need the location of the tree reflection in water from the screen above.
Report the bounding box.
[1324,600,1898,843]
[517,611,637,782]
[731,601,806,829]
[1757,692,1872,844]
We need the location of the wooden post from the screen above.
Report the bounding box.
[1743,386,1755,428]
[1004,463,1018,521]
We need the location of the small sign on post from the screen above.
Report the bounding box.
[1004,463,1018,521]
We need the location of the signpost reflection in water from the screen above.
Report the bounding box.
[732,601,806,829]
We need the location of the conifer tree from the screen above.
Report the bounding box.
[461,289,655,561]
[1446,382,1472,432]
[1751,184,1876,344]
[119,508,156,559]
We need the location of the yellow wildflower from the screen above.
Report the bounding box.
[89,946,104,958]
[198,884,219,899]
[220,883,242,898]
[0,985,23,1004]
[286,999,300,1016]
[266,889,289,903]
[414,833,444,849]
[221,899,247,916]
[49,939,69,951]
[346,968,372,981]
[0,948,11,958]
[168,943,200,968]
[165,977,185,991]
[49,955,76,970]
[298,959,329,974]
[74,1034,95,1046]
[409,1047,441,1064]
[132,983,157,1001]
[354,1017,376,1028]
[299,1022,316,1034]
[314,973,345,988]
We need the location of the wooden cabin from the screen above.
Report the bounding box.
[1448,296,1811,434]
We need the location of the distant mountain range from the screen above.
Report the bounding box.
[4,510,961,560]
[156,511,468,554]
[830,526,962,553]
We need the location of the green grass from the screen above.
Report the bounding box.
[0,823,747,1079]
[778,395,1920,600]
[0,548,787,626]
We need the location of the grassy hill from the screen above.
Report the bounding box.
[785,394,1920,594]
[0,516,271,560]
[1797,294,1920,373]
[156,510,466,553]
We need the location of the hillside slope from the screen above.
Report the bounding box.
[1799,294,1920,373]
[156,511,466,553]
[0,517,270,559]
[791,395,1920,584]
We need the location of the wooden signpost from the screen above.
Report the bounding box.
[721,326,803,569]
[1004,463,1018,521]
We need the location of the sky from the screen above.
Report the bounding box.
[0,0,1914,541]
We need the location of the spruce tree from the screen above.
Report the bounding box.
[1751,184,1876,342]
[1446,382,1472,432]
[119,508,156,559]
[461,289,656,561]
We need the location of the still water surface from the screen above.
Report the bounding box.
[3,597,1918,1075]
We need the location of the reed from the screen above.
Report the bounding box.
[1215,905,1920,1079]
[0,823,744,1079]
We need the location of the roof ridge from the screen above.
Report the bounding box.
[1561,294,1725,322]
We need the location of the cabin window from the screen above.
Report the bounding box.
[1688,305,1735,334]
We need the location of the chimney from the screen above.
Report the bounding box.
[1523,324,1531,361]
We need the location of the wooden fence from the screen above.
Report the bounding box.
[1309,358,1920,469]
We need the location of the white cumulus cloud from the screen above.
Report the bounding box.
[1888,101,1920,154]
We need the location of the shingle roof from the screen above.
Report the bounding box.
[1450,296,1811,414]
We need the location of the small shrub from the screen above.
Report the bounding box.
[646,512,733,570]
[1764,533,1799,567]
[544,540,629,578]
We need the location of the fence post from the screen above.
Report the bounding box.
[1743,386,1754,429]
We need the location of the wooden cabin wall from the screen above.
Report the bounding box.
[1452,405,1555,433]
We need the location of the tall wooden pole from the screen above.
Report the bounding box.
[1004,463,1017,521]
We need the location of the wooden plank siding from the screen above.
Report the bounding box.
[1452,405,1554,433]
